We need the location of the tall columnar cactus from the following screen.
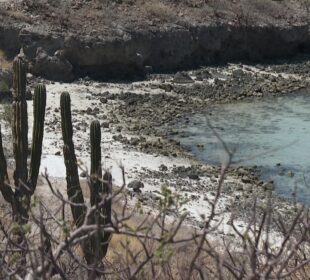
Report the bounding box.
[29,84,46,190]
[12,58,28,192]
[60,94,112,265]
[60,92,85,227]
[88,120,112,263]
[90,120,102,206]
[0,57,47,223]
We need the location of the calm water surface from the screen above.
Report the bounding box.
[173,92,310,205]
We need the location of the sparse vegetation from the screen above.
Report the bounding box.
[0,1,309,279]
[0,159,309,279]
[0,81,9,94]
[2,103,12,125]
[0,50,12,70]
[0,0,308,36]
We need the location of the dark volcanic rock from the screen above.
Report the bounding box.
[31,48,74,82]
[128,180,145,193]
[172,72,194,84]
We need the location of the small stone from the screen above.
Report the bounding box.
[26,73,33,79]
[101,122,109,128]
[159,164,168,171]
[241,176,251,184]
[100,97,108,104]
[188,174,200,180]
[55,151,61,156]
[263,181,274,191]
[287,171,294,177]
[130,137,139,146]
[237,168,248,176]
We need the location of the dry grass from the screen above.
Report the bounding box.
[0,168,309,279]
[140,1,178,21]
[0,50,12,70]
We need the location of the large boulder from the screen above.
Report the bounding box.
[31,48,74,82]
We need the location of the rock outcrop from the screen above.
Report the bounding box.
[0,23,309,81]
[31,48,74,82]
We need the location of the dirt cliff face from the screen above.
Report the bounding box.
[0,0,309,81]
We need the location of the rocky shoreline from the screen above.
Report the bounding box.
[4,57,302,231]
[112,58,310,222]
[114,56,310,156]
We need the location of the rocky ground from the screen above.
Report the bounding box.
[115,55,310,156]
[1,57,309,237]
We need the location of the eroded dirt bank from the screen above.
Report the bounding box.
[1,1,309,81]
[1,22,309,81]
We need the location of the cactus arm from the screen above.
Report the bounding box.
[88,120,112,263]
[90,120,102,206]
[12,58,28,190]
[60,92,85,227]
[28,84,46,192]
[12,58,31,223]
[13,57,26,100]
[0,125,14,204]
[99,170,112,258]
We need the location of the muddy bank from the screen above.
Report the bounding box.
[0,22,309,81]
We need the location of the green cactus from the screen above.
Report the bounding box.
[90,120,102,205]
[12,58,28,191]
[99,170,112,258]
[60,97,112,266]
[28,84,46,191]
[87,120,112,263]
[0,57,47,223]
[60,92,85,228]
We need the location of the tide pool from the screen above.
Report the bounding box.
[172,92,310,205]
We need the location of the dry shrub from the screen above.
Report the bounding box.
[0,142,309,279]
[144,1,177,21]
[0,50,12,70]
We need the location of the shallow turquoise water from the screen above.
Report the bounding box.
[173,92,310,205]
